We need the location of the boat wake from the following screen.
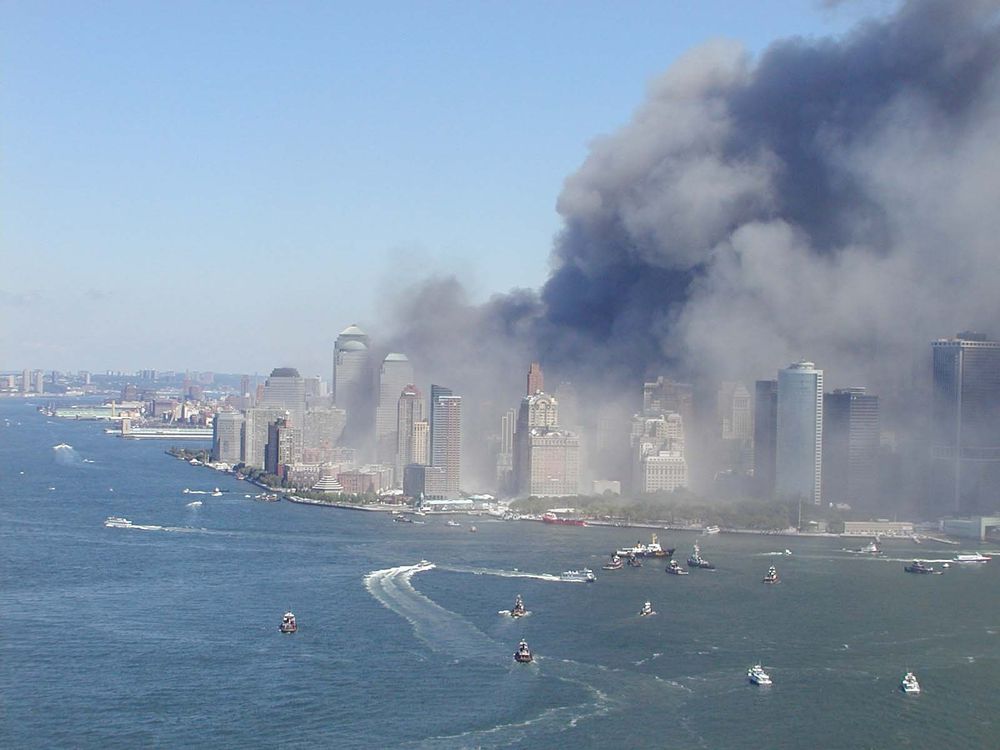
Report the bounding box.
[363,562,497,661]
[366,562,688,749]
[185,501,203,509]
[435,564,572,582]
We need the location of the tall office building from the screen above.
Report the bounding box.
[631,412,687,493]
[258,368,306,429]
[264,417,302,476]
[239,374,252,410]
[396,384,423,481]
[753,380,778,497]
[527,362,544,395]
[242,407,287,468]
[496,408,517,490]
[303,407,347,463]
[642,376,695,433]
[823,387,880,507]
[332,323,369,400]
[513,392,580,496]
[776,361,824,505]
[211,411,244,464]
[430,385,462,497]
[21,368,30,393]
[932,333,1000,514]
[375,354,414,465]
[411,420,429,467]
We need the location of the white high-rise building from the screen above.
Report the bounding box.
[375,354,414,465]
[776,361,824,505]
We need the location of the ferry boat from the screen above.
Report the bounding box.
[616,533,675,559]
[687,543,715,569]
[104,516,132,529]
[904,560,935,574]
[638,601,656,617]
[602,554,624,571]
[762,565,779,584]
[541,512,587,526]
[900,671,920,693]
[747,664,772,685]
[560,569,596,583]
[666,559,689,575]
[511,595,526,618]
[953,553,991,564]
[513,639,533,663]
[703,525,720,535]
[279,612,297,634]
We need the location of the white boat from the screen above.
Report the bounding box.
[279,611,297,634]
[763,565,779,584]
[747,664,772,685]
[446,520,461,527]
[615,533,674,558]
[508,594,527,618]
[666,559,689,575]
[858,540,880,554]
[52,443,73,450]
[211,488,223,497]
[953,553,990,563]
[104,516,132,528]
[703,525,720,535]
[900,671,920,693]
[638,601,656,617]
[560,569,596,583]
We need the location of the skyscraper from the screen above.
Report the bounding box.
[753,380,778,497]
[212,411,244,464]
[375,354,414,465]
[396,384,423,481]
[332,324,370,405]
[513,392,580,496]
[258,367,306,429]
[932,333,1000,514]
[823,387,880,508]
[430,385,462,497]
[776,362,823,505]
[527,362,544,395]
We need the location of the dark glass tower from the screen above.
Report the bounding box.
[753,380,778,497]
[823,388,880,508]
[932,333,1000,514]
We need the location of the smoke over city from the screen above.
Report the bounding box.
[387,0,1000,411]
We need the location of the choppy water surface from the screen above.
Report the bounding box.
[2,401,999,748]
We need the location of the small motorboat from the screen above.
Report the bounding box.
[666,560,689,575]
[762,565,779,584]
[602,554,624,571]
[747,664,772,685]
[900,671,920,693]
[638,601,656,617]
[279,611,297,634]
[469,525,478,533]
[211,488,223,497]
[904,560,935,574]
[445,520,461,527]
[626,555,643,568]
[513,639,533,663]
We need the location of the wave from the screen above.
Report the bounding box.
[186,501,203,508]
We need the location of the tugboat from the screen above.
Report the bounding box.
[747,664,772,685]
[626,554,643,568]
[638,600,656,617]
[687,542,715,569]
[602,554,624,571]
[513,639,533,663]
[511,594,526,618]
[666,559,689,575]
[279,611,297,634]
[904,560,935,574]
[762,565,779,584]
[900,671,920,693]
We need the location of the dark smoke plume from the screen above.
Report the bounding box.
[387,0,1000,435]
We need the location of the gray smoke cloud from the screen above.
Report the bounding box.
[386,0,1000,448]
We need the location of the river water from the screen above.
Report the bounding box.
[2,400,999,748]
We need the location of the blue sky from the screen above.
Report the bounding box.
[1,1,884,376]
